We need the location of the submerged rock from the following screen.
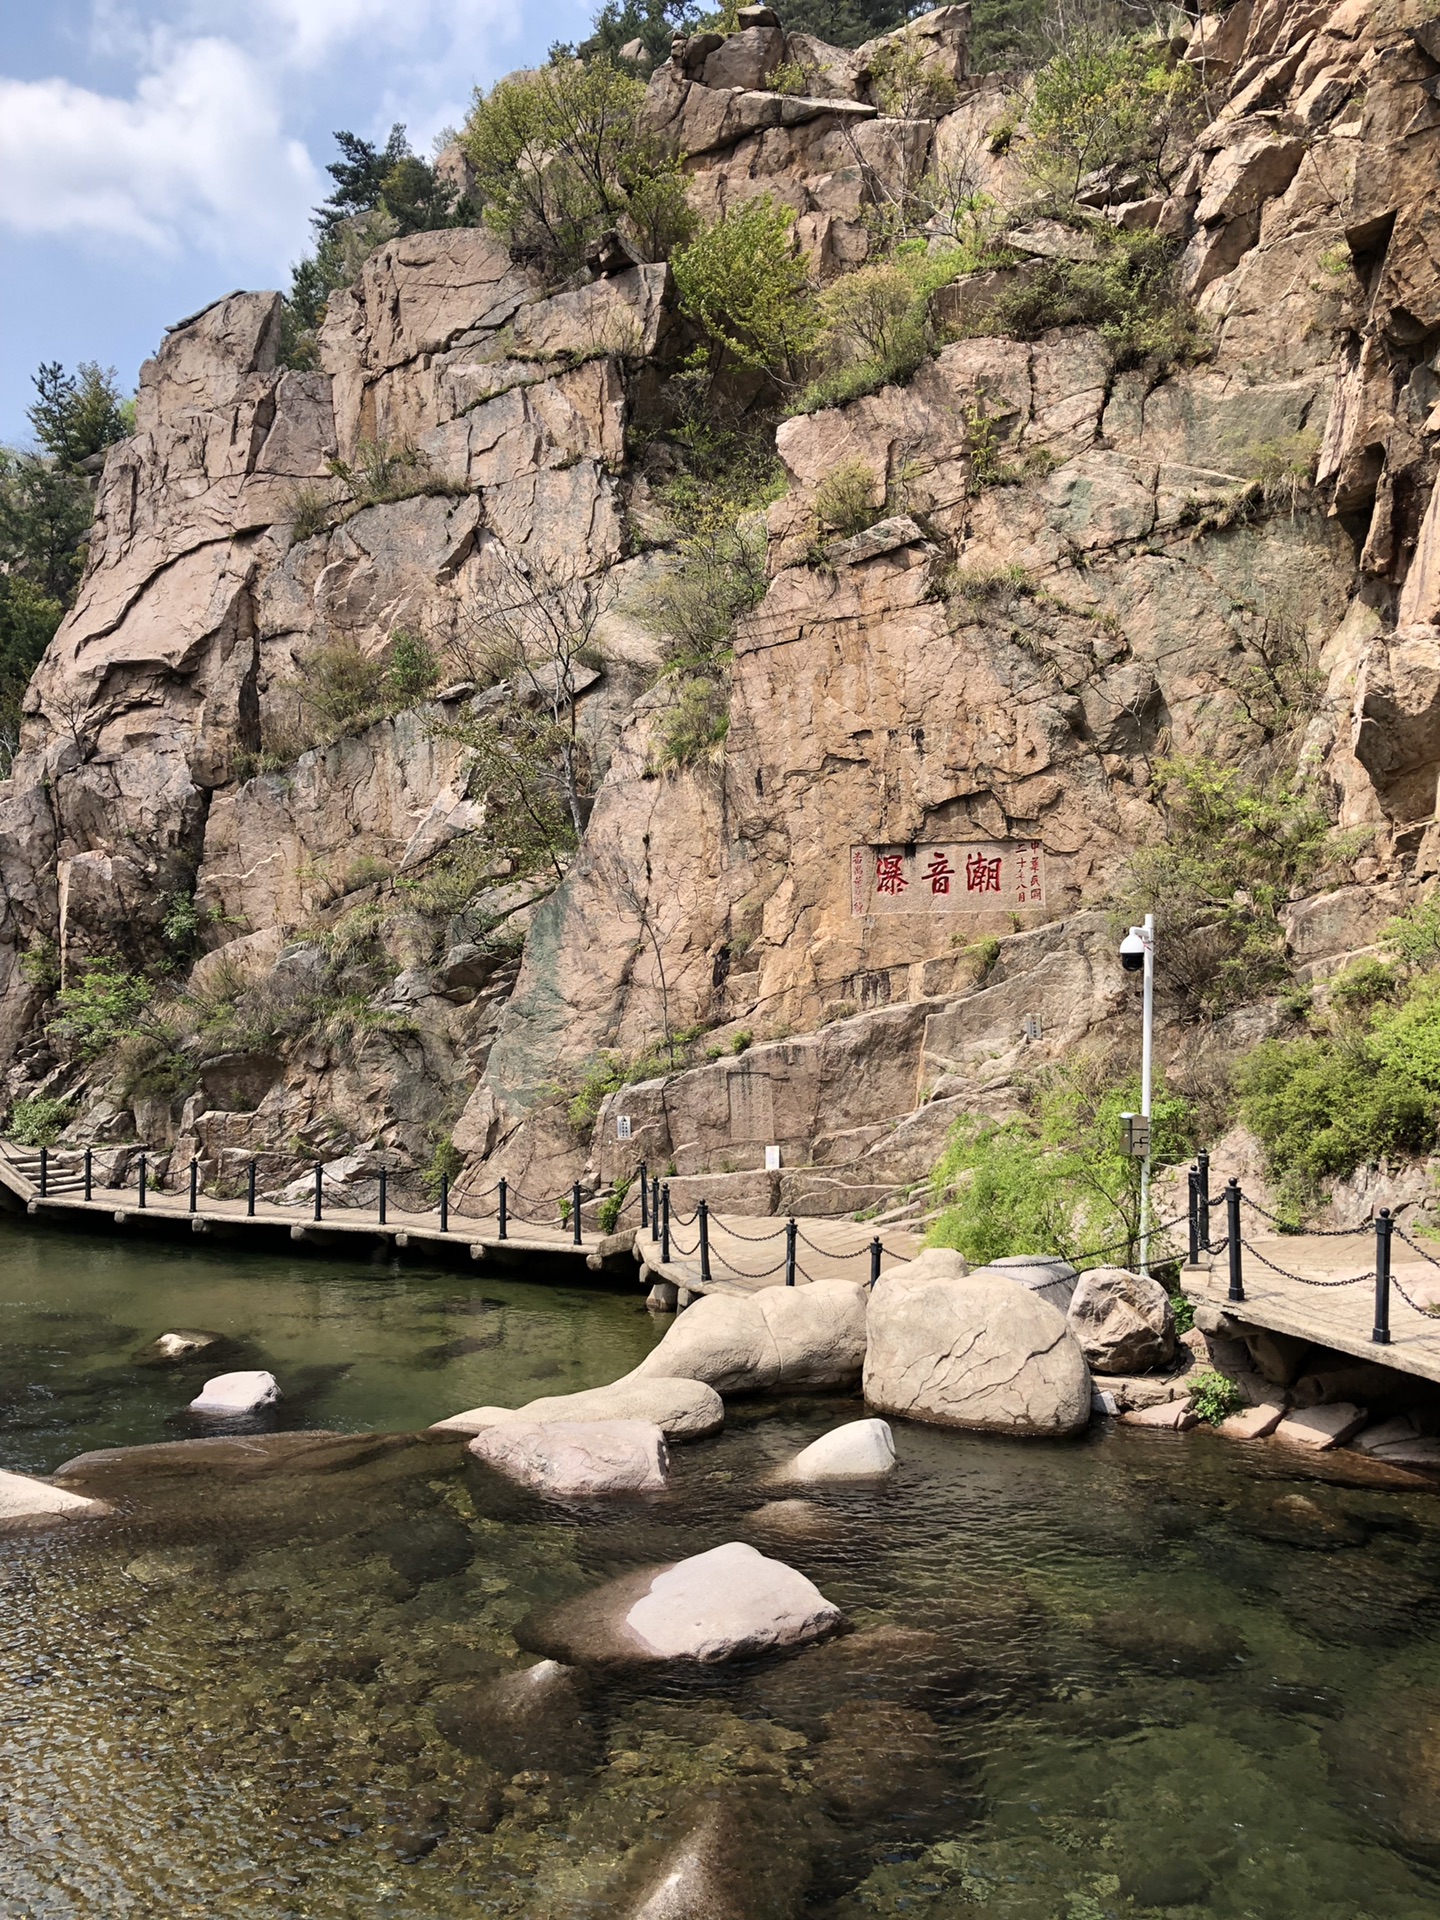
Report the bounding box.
[778,1417,896,1483]
[812,1699,956,1824]
[467,1418,669,1495]
[864,1270,1091,1436]
[132,1328,235,1367]
[517,1541,842,1667]
[187,1369,281,1414]
[433,1659,597,1776]
[629,1282,867,1395]
[605,1785,817,1919]
[0,1467,110,1528]
[1066,1266,1175,1373]
[432,1373,722,1442]
[1093,1607,1248,1675]
[747,1623,974,1732]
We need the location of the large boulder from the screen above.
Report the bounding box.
[971,1253,1079,1312]
[630,1282,867,1395]
[466,1419,669,1496]
[864,1270,1092,1436]
[778,1417,896,1482]
[1066,1265,1175,1372]
[0,1468,110,1529]
[516,1541,842,1667]
[187,1370,280,1414]
[430,1373,722,1442]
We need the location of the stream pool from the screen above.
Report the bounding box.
[2,1220,1440,1918]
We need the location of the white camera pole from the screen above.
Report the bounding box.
[1139,912,1155,1277]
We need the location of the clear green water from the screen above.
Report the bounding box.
[3,1221,1440,1918]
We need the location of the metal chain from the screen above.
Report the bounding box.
[1237,1192,1369,1237]
[1388,1266,1438,1316]
[1239,1236,1373,1288]
[1394,1226,1440,1271]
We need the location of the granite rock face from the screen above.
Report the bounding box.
[0,0,1434,1224]
[1066,1266,1176,1373]
[864,1268,1092,1435]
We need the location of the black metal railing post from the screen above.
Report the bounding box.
[785,1217,797,1288]
[1197,1149,1211,1253]
[639,1162,649,1229]
[698,1199,711,1285]
[1226,1178,1244,1302]
[1373,1207,1393,1346]
[84,1147,92,1202]
[379,1166,387,1226]
[137,1152,147,1209]
[498,1177,508,1240]
[650,1176,660,1243]
[572,1181,583,1246]
[870,1236,883,1286]
[314,1161,323,1223]
[247,1159,256,1216]
[661,1184,671,1263]
[189,1158,199,1212]
[1187,1164,1200,1265]
[440,1173,449,1234]
[38,1146,47,1197]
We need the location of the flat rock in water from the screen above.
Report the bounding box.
[1119,1400,1197,1431]
[1220,1402,1285,1440]
[516,1540,842,1667]
[467,1419,668,1495]
[745,1498,846,1543]
[188,1369,280,1414]
[433,1658,597,1774]
[779,1417,896,1482]
[864,1270,1091,1436]
[51,1430,423,1492]
[432,1373,722,1441]
[0,1467,110,1528]
[607,1787,815,1919]
[1273,1403,1367,1450]
[1066,1265,1175,1372]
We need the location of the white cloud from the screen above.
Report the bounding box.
[0,38,317,263]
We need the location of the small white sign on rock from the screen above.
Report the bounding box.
[187,1370,281,1414]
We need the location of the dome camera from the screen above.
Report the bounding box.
[1119,928,1146,973]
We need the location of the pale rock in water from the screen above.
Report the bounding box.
[466,1419,669,1495]
[864,1267,1092,1436]
[431,1374,722,1441]
[187,1370,281,1414]
[133,1329,231,1366]
[778,1417,896,1482]
[630,1282,867,1394]
[517,1541,841,1666]
[1066,1266,1176,1373]
[0,1468,110,1528]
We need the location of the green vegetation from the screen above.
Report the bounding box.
[814,460,883,538]
[642,523,767,771]
[1022,29,1200,205]
[257,633,441,768]
[0,361,133,769]
[1121,756,1339,1015]
[462,60,691,279]
[794,241,985,414]
[1188,1369,1243,1426]
[673,198,821,388]
[7,1096,75,1147]
[1235,898,1440,1214]
[424,1133,464,1196]
[1170,1290,1195,1335]
[598,1178,632,1232]
[926,1056,1194,1269]
[989,226,1204,373]
[869,30,959,119]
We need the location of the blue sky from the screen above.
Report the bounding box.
[0,0,596,445]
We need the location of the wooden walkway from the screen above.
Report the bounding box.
[1183,1223,1440,1385]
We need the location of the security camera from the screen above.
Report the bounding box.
[1119,928,1146,973]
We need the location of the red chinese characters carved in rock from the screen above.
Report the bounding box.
[964,852,1002,895]
[921,851,954,895]
[851,843,1047,913]
[874,852,909,896]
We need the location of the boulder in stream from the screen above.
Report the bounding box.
[629,1282,867,1394]
[433,1658,597,1774]
[607,1785,816,1918]
[864,1269,1091,1436]
[187,1370,281,1414]
[132,1328,234,1367]
[778,1417,896,1482]
[432,1373,722,1441]
[517,1540,842,1667]
[467,1419,669,1495]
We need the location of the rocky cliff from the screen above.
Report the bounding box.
[3,0,1438,1217]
